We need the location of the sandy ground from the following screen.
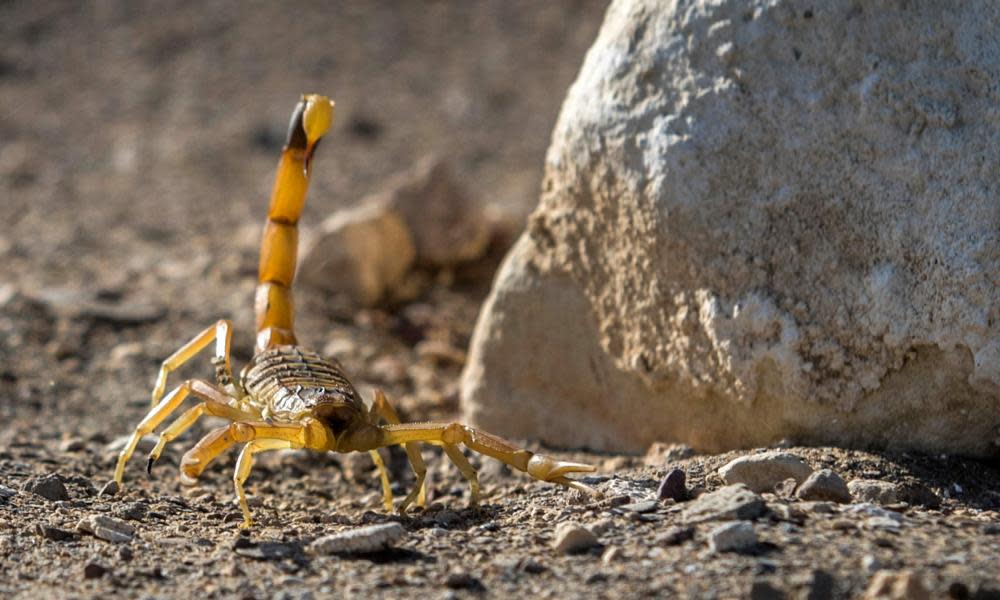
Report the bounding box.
[2,2,1000,599]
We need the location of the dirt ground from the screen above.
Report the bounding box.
[2,2,999,599]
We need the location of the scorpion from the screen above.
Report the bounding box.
[113,94,599,528]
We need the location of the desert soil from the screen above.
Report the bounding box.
[2,2,999,599]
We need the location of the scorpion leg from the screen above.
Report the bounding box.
[150,320,235,407]
[370,422,602,499]
[371,389,427,512]
[442,443,480,508]
[146,397,258,475]
[234,439,292,528]
[368,449,394,512]
[114,379,239,485]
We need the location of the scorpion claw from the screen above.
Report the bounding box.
[526,454,602,496]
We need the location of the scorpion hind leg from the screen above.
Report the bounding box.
[368,450,394,512]
[371,389,427,513]
[235,439,292,528]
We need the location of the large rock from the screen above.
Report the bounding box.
[461,0,1000,455]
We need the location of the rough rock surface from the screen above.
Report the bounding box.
[462,0,1000,455]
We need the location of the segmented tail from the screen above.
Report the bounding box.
[255,94,334,353]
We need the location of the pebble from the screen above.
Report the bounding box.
[76,515,135,543]
[83,561,109,579]
[616,500,658,514]
[682,484,766,524]
[658,468,688,502]
[862,570,930,600]
[551,521,600,554]
[0,485,17,499]
[114,501,149,521]
[708,521,757,553]
[22,474,70,501]
[656,526,695,546]
[848,480,901,505]
[98,480,120,497]
[796,469,851,504]
[443,572,485,591]
[310,523,406,555]
[36,523,76,542]
[59,437,87,453]
[601,546,623,564]
[718,452,813,493]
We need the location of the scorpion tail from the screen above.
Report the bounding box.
[255,94,334,352]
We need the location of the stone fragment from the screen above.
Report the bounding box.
[83,561,109,579]
[36,523,76,542]
[114,501,149,521]
[461,0,1000,458]
[444,571,485,591]
[98,480,120,497]
[718,452,813,493]
[848,480,901,505]
[708,521,757,553]
[551,521,600,554]
[656,526,695,546]
[797,470,852,503]
[862,570,930,600]
[682,484,766,524]
[310,523,405,555]
[0,485,17,499]
[658,468,687,502]
[76,515,135,543]
[22,474,69,501]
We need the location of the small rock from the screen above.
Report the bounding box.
[77,515,135,543]
[59,437,87,453]
[718,452,813,493]
[588,518,614,536]
[443,572,485,591]
[658,468,688,502]
[896,481,941,508]
[83,561,109,579]
[601,546,623,564]
[310,523,406,555]
[36,523,76,542]
[117,545,134,562]
[750,579,787,600]
[848,480,901,505]
[769,503,807,524]
[797,470,852,503]
[708,521,757,553]
[862,570,930,600]
[774,478,798,498]
[552,521,600,554]
[433,509,462,528]
[682,484,766,524]
[22,474,70,501]
[114,501,148,521]
[656,526,695,546]
[0,485,17,499]
[98,480,120,497]
[616,500,658,514]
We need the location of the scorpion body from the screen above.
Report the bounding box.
[113,94,598,528]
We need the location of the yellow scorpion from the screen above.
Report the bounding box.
[113,94,599,527]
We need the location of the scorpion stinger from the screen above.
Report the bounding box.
[112,94,600,528]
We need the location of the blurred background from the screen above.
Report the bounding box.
[0,1,607,435]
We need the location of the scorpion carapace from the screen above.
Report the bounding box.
[112,94,599,528]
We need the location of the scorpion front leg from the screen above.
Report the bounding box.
[358,422,601,504]
[177,420,329,527]
[114,379,246,484]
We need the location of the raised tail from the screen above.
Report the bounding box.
[255,94,334,352]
